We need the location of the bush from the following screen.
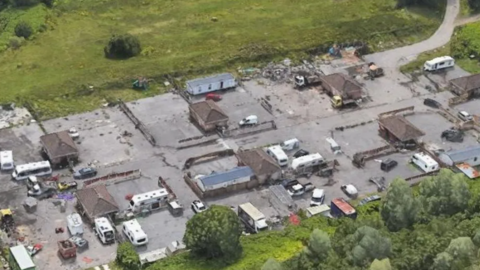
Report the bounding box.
[40,0,54,7]
[15,22,33,39]
[11,0,39,7]
[9,37,25,50]
[104,34,141,59]
[116,242,140,270]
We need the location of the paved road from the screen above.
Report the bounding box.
[365,0,459,70]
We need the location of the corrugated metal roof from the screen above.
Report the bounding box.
[199,166,253,187]
[332,198,356,215]
[186,73,235,89]
[446,145,480,162]
[10,245,35,269]
[456,163,480,179]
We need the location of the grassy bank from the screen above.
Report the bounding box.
[0,0,444,119]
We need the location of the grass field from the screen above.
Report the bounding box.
[0,0,444,119]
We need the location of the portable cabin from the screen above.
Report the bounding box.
[186,73,236,95]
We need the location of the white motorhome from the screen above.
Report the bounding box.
[291,153,324,171]
[0,151,13,171]
[238,203,268,234]
[424,56,454,71]
[129,189,169,212]
[411,152,439,173]
[265,145,288,167]
[94,217,115,244]
[122,219,148,246]
[67,213,84,236]
[12,161,52,181]
[280,138,300,151]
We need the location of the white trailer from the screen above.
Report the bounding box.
[67,213,84,236]
[186,73,236,95]
[424,56,454,71]
[238,203,268,234]
[0,151,13,171]
[291,153,324,171]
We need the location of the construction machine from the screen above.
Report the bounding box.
[365,62,384,80]
[0,209,14,234]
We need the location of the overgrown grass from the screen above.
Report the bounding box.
[0,0,444,119]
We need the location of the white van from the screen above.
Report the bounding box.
[122,219,148,246]
[326,137,341,154]
[0,151,13,171]
[291,153,324,171]
[239,115,258,127]
[265,145,288,166]
[280,138,300,151]
[424,56,454,71]
[67,213,84,236]
[411,152,439,173]
[12,161,52,180]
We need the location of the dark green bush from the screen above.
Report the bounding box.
[11,0,39,7]
[14,22,33,39]
[104,34,141,59]
[116,242,140,270]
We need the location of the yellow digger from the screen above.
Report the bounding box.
[0,209,14,233]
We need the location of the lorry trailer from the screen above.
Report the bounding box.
[238,203,268,234]
[330,198,357,219]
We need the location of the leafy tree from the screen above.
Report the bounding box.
[469,0,480,11]
[419,169,471,216]
[345,226,392,266]
[370,258,392,270]
[473,230,480,247]
[11,0,39,7]
[304,229,331,262]
[262,258,283,270]
[116,242,140,270]
[433,252,454,270]
[381,178,420,231]
[41,0,54,7]
[183,205,242,263]
[446,237,477,269]
[104,34,141,59]
[14,22,33,39]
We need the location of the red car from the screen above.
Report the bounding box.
[205,93,222,101]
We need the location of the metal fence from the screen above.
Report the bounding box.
[118,101,157,146]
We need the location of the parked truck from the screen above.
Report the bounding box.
[238,203,269,234]
[330,198,357,219]
[294,75,321,89]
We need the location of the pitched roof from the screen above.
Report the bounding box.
[321,73,363,100]
[189,100,228,124]
[76,184,119,218]
[199,166,254,187]
[187,73,234,89]
[378,115,425,141]
[450,73,480,92]
[446,145,480,163]
[237,149,281,176]
[40,130,78,159]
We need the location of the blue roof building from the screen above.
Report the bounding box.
[197,166,254,191]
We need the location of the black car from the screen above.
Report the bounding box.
[293,149,310,158]
[423,98,441,109]
[380,159,398,172]
[73,167,98,180]
[441,129,464,143]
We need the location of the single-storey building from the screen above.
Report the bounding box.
[320,73,363,100]
[236,148,282,184]
[40,130,79,168]
[449,73,480,97]
[378,115,425,143]
[189,100,229,132]
[76,184,119,223]
[439,145,480,167]
[195,166,254,192]
[186,73,236,96]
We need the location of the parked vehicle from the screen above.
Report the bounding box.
[291,153,324,171]
[365,62,384,80]
[12,161,52,181]
[238,203,268,234]
[458,111,473,121]
[191,200,207,214]
[293,149,309,158]
[441,129,464,142]
[306,204,331,218]
[369,176,387,192]
[423,98,442,109]
[280,138,300,151]
[326,137,341,154]
[26,176,41,192]
[129,189,169,212]
[358,195,381,206]
[239,115,258,127]
[0,151,14,171]
[310,188,325,206]
[122,219,148,246]
[57,181,78,191]
[330,198,357,219]
[340,184,358,198]
[94,217,115,245]
[168,200,184,216]
[294,75,321,89]
[205,93,222,101]
[424,56,454,72]
[67,213,84,236]
[73,167,97,180]
[68,128,79,140]
[380,159,398,172]
[27,186,57,200]
[287,183,305,197]
[265,145,289,167]
[411,152,439,173]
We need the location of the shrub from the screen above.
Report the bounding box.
[104,34,141,59]
[11,0,39,7]
[40,0,54,7]
[14,22,33,39]
[9,37,25,50]
[116,242,140,270]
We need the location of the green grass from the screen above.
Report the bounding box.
[0,0,444,119]
[399,44,451,73]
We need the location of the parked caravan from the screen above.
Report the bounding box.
[306,204,331,218]
[129,189,169,212]
[67,213,84,236]
[265,145,288,167]
[238,203,268,234]
[12,161,52,181]
[424,56,454,71]
[280,138,300,151]
[0,151,13,171]
[186,73,236,96]
[411,152,439,173]
[94,217,115,244]
[122,219,148,246]
[291,153,324,171]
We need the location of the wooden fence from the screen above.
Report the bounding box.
[83,169,141,187]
